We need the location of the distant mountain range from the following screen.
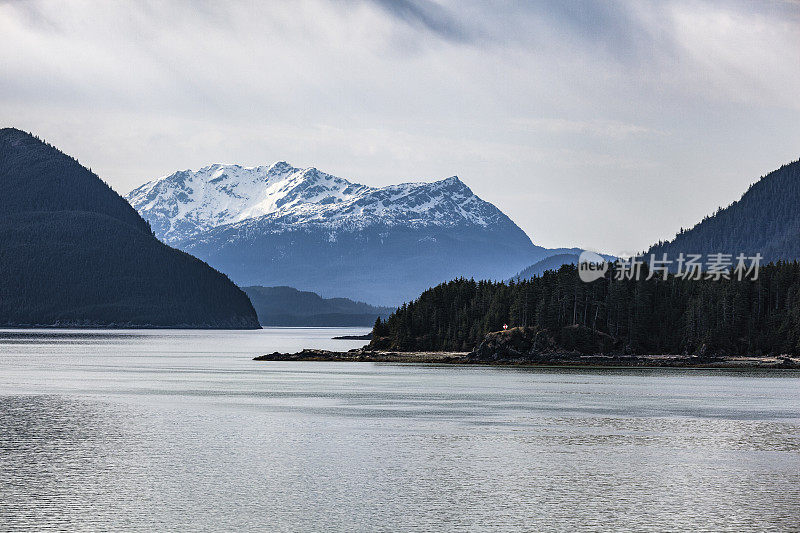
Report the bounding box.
[243,286,392,326]
[0,128,259,328]
[647,158,800,261]
[127,162,578,305]
[510,253,580,280]
[510,251,618,280]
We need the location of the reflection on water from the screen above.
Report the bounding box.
[0,329,799,531]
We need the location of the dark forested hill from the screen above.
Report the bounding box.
[0,129,147,231]
[647,158,800,260]
[370,263,800,356]
[243,286,392,326]
[0,128,259,328]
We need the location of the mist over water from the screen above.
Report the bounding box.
[1,329,798,531]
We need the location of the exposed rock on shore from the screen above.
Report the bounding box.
[253,349,468,363]
[470,326,617,362]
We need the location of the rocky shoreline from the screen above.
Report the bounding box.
[253,348,800,368]
[254,349,469,364]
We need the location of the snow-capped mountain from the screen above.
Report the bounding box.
[127,162,556,305]
[128,162,509,244]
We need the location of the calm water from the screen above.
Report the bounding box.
[0,329,798,532]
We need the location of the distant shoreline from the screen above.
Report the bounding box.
[254,349,800,369]
[331,333,373,340]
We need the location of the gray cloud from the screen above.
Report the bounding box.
[370,0,473,42]
[369,0,675,65]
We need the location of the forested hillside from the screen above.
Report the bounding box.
[648,158,800,260]
[0,128,259,328]
[371,263,800,356]
[0,130,148,231]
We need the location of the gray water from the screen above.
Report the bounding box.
[0,328,798,532]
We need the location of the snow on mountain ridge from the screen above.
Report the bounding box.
[126,162,505,244]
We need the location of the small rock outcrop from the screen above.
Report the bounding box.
[469,325,616,362]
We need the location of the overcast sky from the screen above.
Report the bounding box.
[2,0,799,255]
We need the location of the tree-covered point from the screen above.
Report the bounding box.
[371,262,800,356]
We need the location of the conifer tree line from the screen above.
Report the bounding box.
[372,262,800,355]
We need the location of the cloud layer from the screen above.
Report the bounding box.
[2,0,799,254]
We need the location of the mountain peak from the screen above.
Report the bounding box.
[270,160,294,172]
[437,175,469,190]
[125,160,537,305]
